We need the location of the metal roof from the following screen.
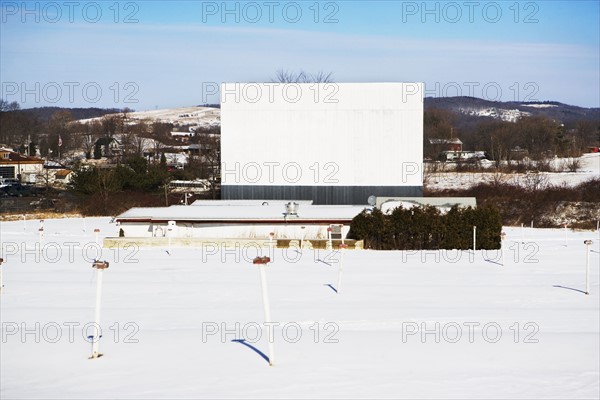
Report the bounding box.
[190,199,314,206]
[117,203,369,223]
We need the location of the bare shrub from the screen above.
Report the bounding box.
[535,158,553,172]
[424,161,440,173]
[565,158,581,172]
[522,172,550,192]
[422,163,433,188]
[489,171,508,188]
[555,157,581,172]
[580,177,600,201]
[426,177,600,229]
[512,159,531,173]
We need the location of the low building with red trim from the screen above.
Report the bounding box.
[115,200,364,240]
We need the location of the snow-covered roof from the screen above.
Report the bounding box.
[0,150,44,164]
[117,203,368,223]
[190,200,313,206]
[43,160,66,168]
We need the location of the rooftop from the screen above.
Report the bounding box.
[0,149,44,164]
[117,203,368,223]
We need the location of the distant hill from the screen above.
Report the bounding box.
[18,98,600,128]
[17,107,122,122]
[425,97,600,128]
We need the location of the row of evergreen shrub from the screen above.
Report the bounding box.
[349,205,502,250]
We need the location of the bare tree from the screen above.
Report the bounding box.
[272,69,334,83]
[47,110,73,159]
[134,135,149,157]
[81,133,96,159]
[151,138,164,161]
[0,99,20,112]
[101,115,121,138]
[79,120,103,158]
[122,107,132,120]
[0,100,40,147]
[199,133,221,199]
[521,172,549,192]
[120,121,149,157]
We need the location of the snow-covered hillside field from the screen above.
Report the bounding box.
[1,218,599,399]
[427,152,600,190]
[79,106,220,128]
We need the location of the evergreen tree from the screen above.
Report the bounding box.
[28,142,36,157]
[93,143,102,159]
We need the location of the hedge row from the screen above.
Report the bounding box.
[348,205,502,250]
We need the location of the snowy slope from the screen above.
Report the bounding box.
[1,218,599,399]
[459,107,531,122]
[78,106,220,128]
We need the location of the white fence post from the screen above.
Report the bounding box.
[501,232,506,266]
[521,223,524,243]
[584,240,593,295]
[90,260,109,359]
[253,256,274,366]
[337,244,348,294]
[300,226,306,250]
[269,232,275,258]
[167,221,176,254]
[0,258,4,294]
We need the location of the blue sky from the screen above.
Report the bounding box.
[1,0,598,109]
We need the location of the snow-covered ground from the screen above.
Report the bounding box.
[521,104,559,109]
[79,106,220,128]
[1,218,599,399]
[427,152,600,190]
[459,107,531,122]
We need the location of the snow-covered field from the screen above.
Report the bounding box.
[459,107,531,122]
[1,218,599,399]
[79,106,220,127]
[427,152,600,190]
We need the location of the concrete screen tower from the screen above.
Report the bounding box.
[220,82,423,205]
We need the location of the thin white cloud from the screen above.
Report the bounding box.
[1,21,598,108]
